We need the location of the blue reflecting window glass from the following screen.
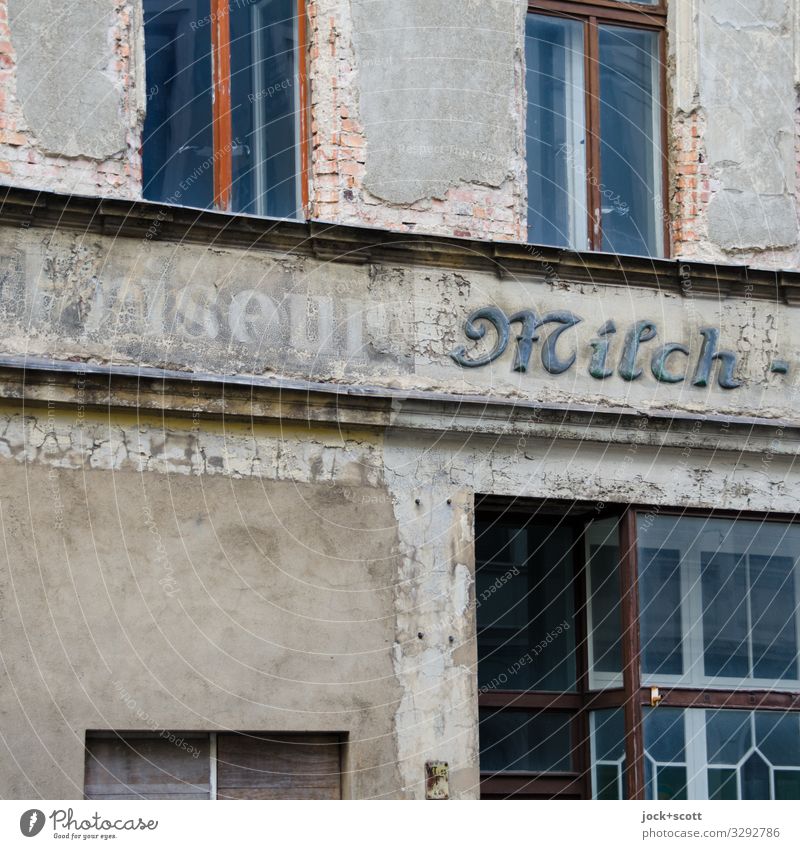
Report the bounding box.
[230,0,300,218]
[644,708,687,800]
[705,710,800,800]
[639,547,683,676]
[706,710,751,765]
[587,519,623,681]
[708,768,737,800]
[756,713,800,767]
[701,551,750,679]
[525,15,587,249]
[750,554,798,680]
[742,751,771,800]
[142,1,214,209]
[525,14,665,256]
[598,25,663,256]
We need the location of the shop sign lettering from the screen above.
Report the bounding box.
[449,306,789,389]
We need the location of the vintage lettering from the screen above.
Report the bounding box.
[450,307,746,390]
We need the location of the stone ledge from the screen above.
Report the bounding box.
[0,356,794,456]
[2,186,800,301]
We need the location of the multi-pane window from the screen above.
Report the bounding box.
[85,732,343,799]
[526,1,666,256]
[476,501,800,800]
[142,0,304,218]
[638,517,800,688]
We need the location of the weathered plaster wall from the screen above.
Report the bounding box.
[309,0,526,240]
[1,391,796,798]
[669,0,800,266]
[0,0,141,197]
[0,409,412,798]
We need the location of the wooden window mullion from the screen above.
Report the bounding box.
[657,29,671,255]
[619,507,645,799]
[639,687,800,712]
[585,17,603,251]
[211,0,233,211]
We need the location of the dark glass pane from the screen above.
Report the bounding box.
[701,552,749,679]
[230,0,299,218]
[595,763,621,800]
[755,713,800,767]
[478,709,573,773]
[742,751,771,800]
[525,15,587,249]
[775,770,800,800]
[706,710,751,765]
[142,1,214,208]
[592,708,626,799]
[593,708,625,761]
[588,540,623,674]
[640,547,683,675]
[644,707,685,763]
[749,555,798,680]
[657,766,687,800]
[476,523,527,566]
[598,25,663,256]
[476,524,531,690]
[476,520,576,692]
[708,768,737,800]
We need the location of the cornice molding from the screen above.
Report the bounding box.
[0,356,795,456]
[1,186,799,303]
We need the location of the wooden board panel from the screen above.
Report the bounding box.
[216,733,341,800]
[85,793,210,800]
[84,735,211,800]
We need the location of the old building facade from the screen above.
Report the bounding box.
[1,0,800,800]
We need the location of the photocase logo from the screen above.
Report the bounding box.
[19,809,45,837]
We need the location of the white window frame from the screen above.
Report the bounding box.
[586,518,624,690]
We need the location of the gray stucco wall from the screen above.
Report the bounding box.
[698,0,799,253]
[350,0,522,204]
[8,0,128,159]
[0,432,408,798]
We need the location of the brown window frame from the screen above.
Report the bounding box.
[208,0,310,215]
[527,0,670,255]
[476,499,629,800]
[476,498,800,800]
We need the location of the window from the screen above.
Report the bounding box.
[476,501,800,800]
[84,732,343,799]
[476,503,591,799]
[142,1,306,218]
[526,1,667,256]
[639,517,800,688]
